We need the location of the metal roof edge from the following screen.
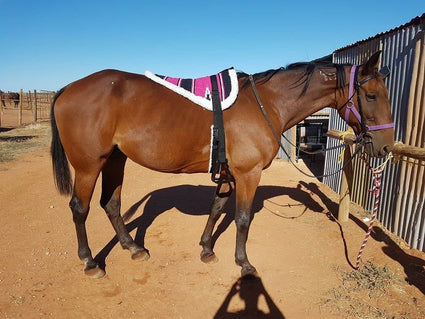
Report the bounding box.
[334,13,425,53]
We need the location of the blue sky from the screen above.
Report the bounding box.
[1,0,424,92]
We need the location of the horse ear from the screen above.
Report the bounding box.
[362,51,381,75]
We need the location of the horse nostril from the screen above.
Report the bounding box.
[382,145,390,155]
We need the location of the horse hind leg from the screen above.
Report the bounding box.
[100,147,149,261]
[70,170,106,279]
[199,183,232,264]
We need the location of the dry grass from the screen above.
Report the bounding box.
[340,261,397,297]
[0,122,50,163]
[322,261,418,319]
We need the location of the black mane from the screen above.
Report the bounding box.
[238,61,350,95]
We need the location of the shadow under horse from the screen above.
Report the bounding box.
[95,184,325,270]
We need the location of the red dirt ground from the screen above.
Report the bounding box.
[1,125,424,318]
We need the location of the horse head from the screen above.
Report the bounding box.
[338,51,394,157]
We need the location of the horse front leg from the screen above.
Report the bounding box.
[234,168,261,277]
[199,185,232,263]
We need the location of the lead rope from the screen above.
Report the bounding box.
[355,153,393,269]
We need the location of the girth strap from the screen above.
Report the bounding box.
[210,75,227,166]
[210,75,234,197]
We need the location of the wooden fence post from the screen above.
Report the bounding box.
[33,90,38,122]
[338,144,354,222]
[0,95,2,127]
[19,89,23,126]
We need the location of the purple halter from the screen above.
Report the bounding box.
[344,65,394,134]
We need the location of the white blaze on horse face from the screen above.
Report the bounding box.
[319,70,337,82]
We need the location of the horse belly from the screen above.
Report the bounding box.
[117,131,212,173]
[114,105,213,174]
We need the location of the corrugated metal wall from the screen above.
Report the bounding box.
[278,130,292,160]
[394,32,425,251]
[323,16,425,251]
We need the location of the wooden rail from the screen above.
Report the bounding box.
[327,129,425,161]
[326,129,425,221]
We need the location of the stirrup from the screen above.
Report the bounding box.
[211,164,234,198]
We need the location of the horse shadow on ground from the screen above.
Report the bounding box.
[94,184,300,317]
[299,181,357,268]
[214,275,285,318]
[95,183,324,269]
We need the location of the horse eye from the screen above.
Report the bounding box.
[366,93,376,101]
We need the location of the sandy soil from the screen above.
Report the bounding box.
[1,126,424,318]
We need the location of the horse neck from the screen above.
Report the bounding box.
[268,71,338,132]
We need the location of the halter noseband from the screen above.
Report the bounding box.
[343,65,394,138]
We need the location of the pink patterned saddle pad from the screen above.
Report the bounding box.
[144,68,238,110]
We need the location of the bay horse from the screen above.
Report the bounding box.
[51,51,394,278]
[0,90,20,108]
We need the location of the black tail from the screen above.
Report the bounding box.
[122,192,152,222]
[50,87,73,195]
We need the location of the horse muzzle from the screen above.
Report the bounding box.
[362,131,394,158]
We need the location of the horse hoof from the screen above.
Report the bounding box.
[84,266,106,279]
[241,266,257,277]
[131,249,150,261]
[201,253,219,264]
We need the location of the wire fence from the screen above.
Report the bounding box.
[0,90,54,128]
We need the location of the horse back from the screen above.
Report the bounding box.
[54,69,215,173]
